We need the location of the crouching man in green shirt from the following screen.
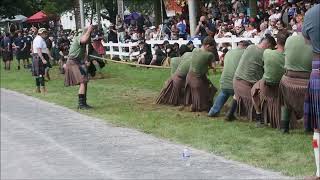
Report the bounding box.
[251,31,289,128]
[185,36,219,112]
[208,40,250,118]
[279,34,313,133]
[232,35,276,120]
[64,25,94,109]
[156,48,193,106]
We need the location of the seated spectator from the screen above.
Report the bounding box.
[242,23,257,38]
[258,22,272,38]
[234,25,245,36]
[107,24,118,43]
[149,26,158,40]
[187,41,195,51]
[274,20,286,35]
[177,17,187,40]
[171,24,179,40]
[150,44,166,66]
[295,14,303,32]
[129,46,140,61]
[137,41,152,64]
[195,16,216,40]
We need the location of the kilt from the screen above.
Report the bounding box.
[251,79,281,128]
[2,51,13,61]
[155,73,186,106]
[92,41,105,55]
[279,70,310,121]
[304,58,320,131]
[64,58,89,86]
[16,49,26,60]
[233,79,254,120]
[32,53,48,76]
[185,71,217,112]
[23,47,31,59]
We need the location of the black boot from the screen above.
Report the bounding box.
[280,120,289,134]
[280,107,290,134]
[225,99,237,121]
[255,113,265,128]
[78,94,90,110]
[84,94,93,109]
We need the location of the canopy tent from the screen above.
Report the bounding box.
[27,11,48,23]
[124,12,140,24]
[0,15,27,23]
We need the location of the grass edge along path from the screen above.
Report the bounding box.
[0,61,315,177]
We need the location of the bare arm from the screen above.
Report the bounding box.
[80,25,94,44]
[46,48,53,59]
[195,22,202,35]
[21,42,26,50]
[37,48,47,64]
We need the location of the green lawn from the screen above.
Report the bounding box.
[0,61,315,177]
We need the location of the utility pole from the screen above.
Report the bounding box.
[96,0,101,26]
[249,0,257,18]
[79,0,85,28]
[188,0,197,37]
[154,0,162,26]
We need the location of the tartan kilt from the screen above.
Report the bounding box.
[64,58,89,86]
[2,51,13,61]
[16,49,24,59]
[32,53,48,76]
[304,59,320,131]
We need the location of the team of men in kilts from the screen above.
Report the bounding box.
[156,5,319,178]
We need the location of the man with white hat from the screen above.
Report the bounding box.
[32,28,53,94]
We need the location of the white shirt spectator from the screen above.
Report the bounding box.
[32,35,48,54]
[274,13,282,20]
[242,29,257,38]
[268,14,278,21]
[234,19,242,27]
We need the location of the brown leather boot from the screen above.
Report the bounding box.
[40,86,47,94]
[34,87,41,93]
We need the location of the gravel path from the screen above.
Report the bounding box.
[1,89,290,179]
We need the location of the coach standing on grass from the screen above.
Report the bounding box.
[302,4,320,179]
[64,25,94,110]
[32,28,53,94]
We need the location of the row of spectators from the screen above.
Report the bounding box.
[104,0,319,43]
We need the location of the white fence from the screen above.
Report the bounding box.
[102,35,261,60]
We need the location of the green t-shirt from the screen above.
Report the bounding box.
[68,35,85,59]
[170,57,182,75]
[189,48,215,77]
[176,52,193,77]
[284,35,313,72]
[262,49,285,84]
[235,45,265,83]
[220,48,245,90]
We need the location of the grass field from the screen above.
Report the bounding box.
[0,61,315,177]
